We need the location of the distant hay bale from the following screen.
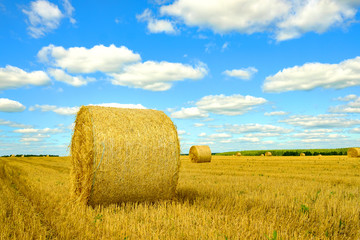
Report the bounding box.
[189,145,211,163]
[265,152,272,156]
[260,154,264,156]
[70,106,180,206]
[21,155,24,157]
[347,148,360,157]
[10,154,15,157]
[236,152,241,156]
[300,153,305,156]
[46,155,49,157]
[318,154,322,156]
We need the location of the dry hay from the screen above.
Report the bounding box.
[70,106,180,206]
[265,152,272,156]
[300,153,305,156]
[236,152,241,156]
[46,155,49,157]
[10,154,15,157]
[318,154,322,156]
[347,148,360,157]
[21,155,24,157]
[189,145,211,163]
[260,154,264,156]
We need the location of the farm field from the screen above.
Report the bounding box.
[1,155,360,239]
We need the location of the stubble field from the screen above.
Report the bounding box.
[0,155,359,239]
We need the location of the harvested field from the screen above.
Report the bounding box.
[1,155,360,239]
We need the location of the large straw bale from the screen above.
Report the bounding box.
[347,148,360,157]
[189,145,211,163]
[236,152,241,156]
[70,106,180,206]
[260,154,264,156]
[300,153,305,156]
[265,152,272,156]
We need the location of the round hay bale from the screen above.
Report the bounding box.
[300,153,305,156]
[260,154,264,156]
[347,148,360,157]
[189,145,211,163]
[318,154,322,156]
[10,154,15,157]
[236,152,241,156]
[265,152,272,156]
[70,106,180,206]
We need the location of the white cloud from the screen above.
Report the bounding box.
[0,98,26,112]
[245,133,280,137]
[198,132,207,137]
[48,68,95,86]
[0,65,50,90]
[20,137,43,142]
[264,111,288,116]
[38,44,141,73]
[209,133,232,138]
[276,0,357,41]
[177,130,186,135]
[351,127,360,133]
[263,57,360,92]
[280,114,360,128]
[223,67,258,80]
[29,103,147,116]
[0,119,31,128]
[14,127,63,134]
[196,94,267,116]
[220,123,292,134]
[171,107,209,119]
[111,61,207,91]
[160,0,290,34]
[237,137,260,142]
[90,103,147,109]
[137,9,177,34]
[160,0,360,41]
[23,0,63,38]
[62,0,76,24]
[194,123,205,127]
[29,104,79,115]
[336,94,358,101]
[329,95,360,113]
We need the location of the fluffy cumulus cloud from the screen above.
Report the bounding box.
[23,0,63,38]
[22,0,76,38]
[48,68,95,86]
[0,65,50,90]
[171,107,209,119]
[223,67,258,80]
[137,9,177,34]
[111,61,207,91]
[276,0,358,41]
[329,94,360,113]
[280,114,360,128]
[0,98,26,112]
[263,56,360,92]
[160,0,290,34]
[196,94,267,116]
[38,44,141,73]
[159,0,360,41]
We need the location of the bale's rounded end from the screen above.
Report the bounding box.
[265,152,272,156]
[236,152,241,156]
[300,153,305,156]
[189,145,211,163]
[347,148,360,158]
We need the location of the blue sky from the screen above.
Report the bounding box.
[1,0,360,156]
